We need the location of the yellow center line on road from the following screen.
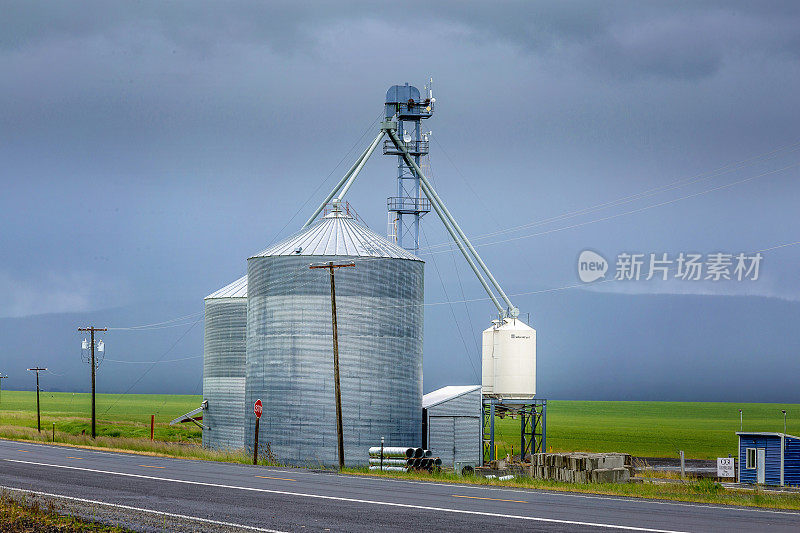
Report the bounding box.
[255,475,297,482]
[17,450,31,453]
[138,465,165,469]
[66,457,82,459]
[452,494,528,504]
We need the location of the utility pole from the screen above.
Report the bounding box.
[27,367,47,432]
[0,374,8,406]
[78,326,107,438]
[310,261,355,470]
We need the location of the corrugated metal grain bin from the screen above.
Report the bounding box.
[737,432,800,486]
[422,385,482,471]
[245,210,424,466]
[202,276,247,450]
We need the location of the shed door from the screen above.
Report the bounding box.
[454,417,481,465]
[757,448,766,484]
[429,417,455,467]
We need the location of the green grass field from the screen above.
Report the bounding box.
[1,391,797,460]
[492,400,800,460]
[0,390,201,442]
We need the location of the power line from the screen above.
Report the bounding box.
[450,243,482,357]
[423,162,800,255]
[103,354,203,364]
[421,226,479,381]
[264,111,383,247]
[101,319,201,415]
[107,312,203,331]
[423,139,800,251]
[348,238,800,312]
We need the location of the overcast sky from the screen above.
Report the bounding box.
[1,2,798,403]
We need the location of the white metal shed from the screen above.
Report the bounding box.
[422,385,482,472]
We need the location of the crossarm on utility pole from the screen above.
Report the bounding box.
[79,327,107,439]
[26,367,47,432]
[384,125,518,318]
[303,130,386,229]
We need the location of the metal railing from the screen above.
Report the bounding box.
[383,139,429,156]
[386,102,434,119]
[322,201,366,224]
[387,197,431,214]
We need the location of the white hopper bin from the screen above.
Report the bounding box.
[481,318,536,399]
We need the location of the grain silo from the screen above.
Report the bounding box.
[245,207,424,466]
[202,275,247,450]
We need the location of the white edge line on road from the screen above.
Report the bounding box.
[5,459,684,533]
[4,441,798,517]
[0,439,302,476]
[354,473,800,516]
[0,484,287,533]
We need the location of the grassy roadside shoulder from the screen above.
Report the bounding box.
[343,467,800,511]
[0,490,132,532]
[4,427,800,512]
[0,425,278,466]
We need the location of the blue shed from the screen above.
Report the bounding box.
[737,432,800,486]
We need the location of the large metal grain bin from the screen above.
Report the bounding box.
[202,275,247,450]
[245,209,424,466]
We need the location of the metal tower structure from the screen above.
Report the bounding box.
[383,81,434,254]
[304,80,519,320]
[303,82,538,469]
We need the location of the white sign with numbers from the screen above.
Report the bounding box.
[717,457,735,478]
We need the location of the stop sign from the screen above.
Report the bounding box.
[254,399,263,418]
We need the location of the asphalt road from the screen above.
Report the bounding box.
[1,439,799,532]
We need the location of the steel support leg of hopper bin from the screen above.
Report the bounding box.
[483,398,547,465]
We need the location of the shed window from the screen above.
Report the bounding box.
[746,448,757,469]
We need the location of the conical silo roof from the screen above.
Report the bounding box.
[205,275,247,299]
[250,211,421,261]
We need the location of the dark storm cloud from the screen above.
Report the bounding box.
[5,2,800,80]
[432,1,800,80]
[1,2,798,400]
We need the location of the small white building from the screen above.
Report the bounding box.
[422,385,482,473]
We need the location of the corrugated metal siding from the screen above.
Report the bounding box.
[245,254,424,467]
[425,388,482,467]
[454,417,480,464]
[739,435,782,485]
[202,297,247,450]
[785,436,800,487]
[429,417,455,465]
[765,437,782,485]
